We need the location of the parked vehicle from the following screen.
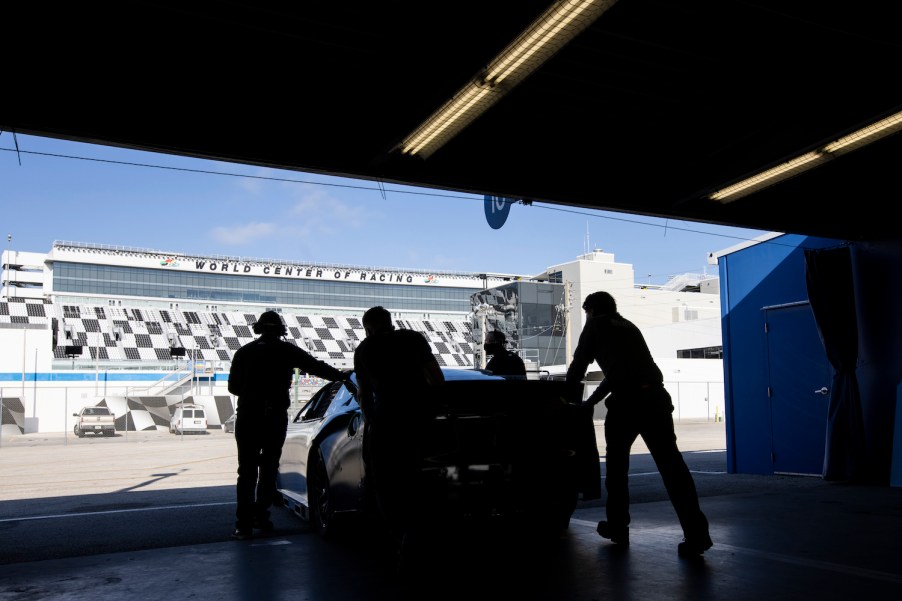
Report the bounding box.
[170,404,208,434]
[222,413,236,433]
[277,368,600,539]
[73,406,116,437]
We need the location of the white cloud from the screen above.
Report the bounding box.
[235,167,278,195]
[286,185,375,231]
[206,182,379,252]
[210,222,277,245]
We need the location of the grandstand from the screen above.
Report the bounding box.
[48,302,475,369]
[1,241,724,434]
[0,241,518,434]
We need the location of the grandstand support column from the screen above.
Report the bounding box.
[94,331,99,395]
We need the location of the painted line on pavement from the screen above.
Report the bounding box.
[0,501,234,523]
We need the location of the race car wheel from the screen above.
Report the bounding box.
[309,449,337,539]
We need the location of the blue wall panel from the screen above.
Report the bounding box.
[721,234,838,474]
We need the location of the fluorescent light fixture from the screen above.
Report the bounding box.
[399,0,618,159]
[711,109,902,203]
[709,151,827,202]
[822,110,902,155]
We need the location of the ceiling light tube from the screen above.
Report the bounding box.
[822,110,902,155]
[709,151,827,203]
[486,0,601,85]
[399,0,618,158]
[404,85,493,156]
[710,109,902,204]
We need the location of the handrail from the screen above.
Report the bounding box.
[127,368,193,396]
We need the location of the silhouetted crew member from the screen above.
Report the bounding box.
[483,330,527,377]
[228,310,346,540]
[353,306,445,564]
[566,291,713,556]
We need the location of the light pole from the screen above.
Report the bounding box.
[33,348,37,414]
[4,234,11,300]
[191,340,197,397]
[109,327,122,398]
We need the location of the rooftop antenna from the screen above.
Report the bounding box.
[585,221,590,255]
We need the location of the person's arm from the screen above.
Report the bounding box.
[294,345,345,381]
[423,355,445,386]
[419,353,446,416]
[583,377,611,406]
[414,333,444,386]
[227,348,245,397]
[565,321,597,401]
[513,353,527,377]
[353,350,376,423]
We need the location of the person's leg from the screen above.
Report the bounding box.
[369,422,422,564]
[640,410,712,554]
[369,455,398,542]
[600,408,639,541]
[234,414,262,535]
[374,447,406,543]
[254,411,288,528]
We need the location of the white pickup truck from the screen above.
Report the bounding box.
[73,406,116,437]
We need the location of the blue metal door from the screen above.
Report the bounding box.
[764,302,832,475]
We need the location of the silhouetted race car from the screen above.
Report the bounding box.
[277,368,600,538]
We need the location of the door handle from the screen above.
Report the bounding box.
[814,387,829,395]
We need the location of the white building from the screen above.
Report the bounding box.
[541,248,721,361]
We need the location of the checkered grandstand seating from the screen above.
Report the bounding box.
[0,299,475,368]
[0,297,51,324]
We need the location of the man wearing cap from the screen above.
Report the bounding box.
[227,310,348,540]
[483,330,527,377]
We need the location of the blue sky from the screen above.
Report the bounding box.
[1,132,771,285]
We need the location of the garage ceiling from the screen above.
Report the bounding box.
[5,1,901,241]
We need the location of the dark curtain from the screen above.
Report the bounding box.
[804,246,867,482]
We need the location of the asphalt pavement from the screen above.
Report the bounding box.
[1,421,900,600]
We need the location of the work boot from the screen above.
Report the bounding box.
[677,534,713,557]
[230,528,252,541]
[596,521,629,545]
